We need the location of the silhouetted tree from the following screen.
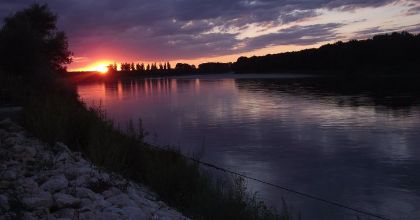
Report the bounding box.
[233,32,420,75]
[175,63,196,73]
[120,63,131,71]
[151,63,157,71]
[198,62,232,73]
[0,4,72,76]
[107,63,117,72]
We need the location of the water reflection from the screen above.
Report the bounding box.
[77,75,420,220]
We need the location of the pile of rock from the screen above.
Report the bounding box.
[0,119,188,220]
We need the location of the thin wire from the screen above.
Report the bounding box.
[149,145,392,220]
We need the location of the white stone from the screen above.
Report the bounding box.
[2,170,17,180]
[75,187,97,200]
[107,194,136,207]
[41,174,68,192]
[96,211,121,220]
[0,120,189,220]
[55,151,72,163]
[53,208,76,218]
[22,191,53,209]
[18,177,39,193]
[22,212,37,220]
[99,173,110,182]
[79,198,94,210]
[79,211,96,220]
[92,198,112,209]
[23,146,37,157]
[103,187,122,199]
[99,207,124,219]
[72,174,89,187]
[53,193,81,208]
[122,206,149,220]
[0,194,9,210]
[138,197,160,210]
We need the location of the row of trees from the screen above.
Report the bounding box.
[107,62,233,74]
[233,32,420,75]
[108,62,172,72]
[107,32,419,76]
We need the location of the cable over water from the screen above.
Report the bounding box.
[149,145,392,220]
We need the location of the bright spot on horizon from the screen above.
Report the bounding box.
[71,61,111,73]
[94,64,108,74]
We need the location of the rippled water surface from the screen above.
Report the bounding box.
[77,74,420,220]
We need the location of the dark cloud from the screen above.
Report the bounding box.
[244,23,343,51]
[0,0,409,62]
[405,23,420,33]
[353,26,391,38]
[353,23,420,39]
[406,5,420,16]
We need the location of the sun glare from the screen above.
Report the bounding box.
[94,64,108,74]
[70,61,113,74]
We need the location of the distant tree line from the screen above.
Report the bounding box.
[106,61,233,75]
[233,32,420,75]
[108,62,172,72]
[198,62,232,73]
[111,32,420,76]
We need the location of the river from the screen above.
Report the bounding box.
[77,74,420,220]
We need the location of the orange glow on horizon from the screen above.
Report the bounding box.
[70,43,325,72]
[67,43,326,72]
[69,61,111,73]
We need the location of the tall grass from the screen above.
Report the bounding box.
[15,78,289,220]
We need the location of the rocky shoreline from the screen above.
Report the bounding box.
[0,119,188,220]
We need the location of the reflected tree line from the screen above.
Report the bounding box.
[103,78,179,98]
[93,75,420,118]
[235,77,420,115]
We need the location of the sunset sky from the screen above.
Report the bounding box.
[1,0,419,71]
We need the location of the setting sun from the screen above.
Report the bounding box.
[93,64,108,74]
[70,61,112,73]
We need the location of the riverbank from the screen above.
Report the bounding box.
[0,118,188,219]
[0,75,283,219]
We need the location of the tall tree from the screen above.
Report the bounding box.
[0,4,72,76]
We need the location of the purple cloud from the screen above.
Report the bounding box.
[0,0,413,63]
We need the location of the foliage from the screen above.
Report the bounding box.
[234,32,420,75]
[103,61,231,76]
[174,63,196,73]
[198,62,232,73]
[0,4,72,76]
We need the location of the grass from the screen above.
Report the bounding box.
[2,76,291,220]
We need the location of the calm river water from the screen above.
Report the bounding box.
[77,74,420,220]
